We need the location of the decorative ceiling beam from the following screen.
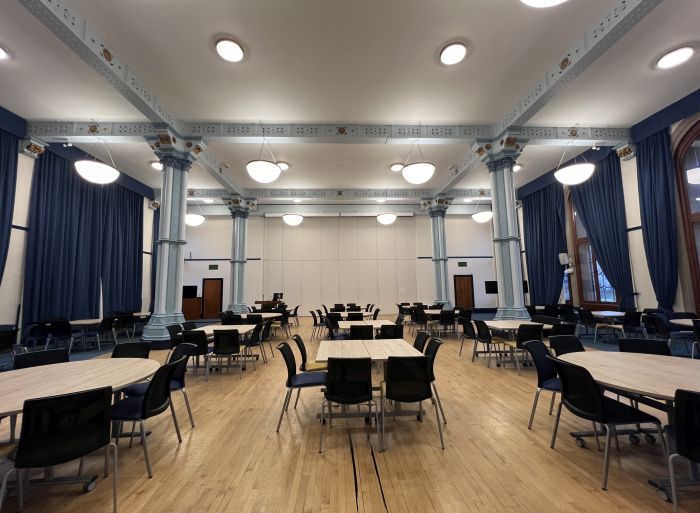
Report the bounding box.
[26,120,630,146]
[17,0,183,132]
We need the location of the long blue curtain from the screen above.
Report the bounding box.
[571,150,635,309]
[522,182,567,305]
[636,129,678,309]
[149,207,160,312]
[102,186,143,315]
[0,129,18,284]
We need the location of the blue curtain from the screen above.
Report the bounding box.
[0,129,18,284]
[149,207,160,312]
[636,129,678,309]
[571,150,635,309]
[522,182,567,305]
[102,186,143,315]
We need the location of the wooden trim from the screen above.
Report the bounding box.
[201,277,224,319]
[453,274,475,309]
[674,121,700,315]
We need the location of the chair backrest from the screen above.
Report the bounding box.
[395,315,405,326]
[182,329,210,355]
[324,317,336,340]
[674,389,700,462]
[693,319,700,340]
[261,321,272,341]
[325,358,373,405]
[618,337,671,356]
[523,340,558,388]
[347,312,364,321]
[424,337,443,382]
[516,324,543,348]
[350,325,374,339]
[15,386,112,469]
[461,319,476,339]
[413,331,431,353]
[650,313,671,338]
[474,320,492,343]
[247,314,263,324]
[373,308,381,320]
[168,343,197,387]
[141,358,182,419]
[532,315,562,326]
[458,309,473,321]
[558,308,578,323]
[622,311,642,330]
[549,357,605,422]
[291,335,309,371]
[378,324,403,339]
[414,309,428,324]
[49,320,73,338]
[25,323,49,343]
[385,356,432,403]
[166,324,183,343]
[248,323,264,344]
[13,348,69,370]
[182,321,197,331]
[213,330,241,355]
[322,305,329,314]
[114,314,134,331]
[439,310,456,324]
[276,342,298,386]
[550,323,577,336]
[219,312,229,324]
[309,310,318,326]
[0,329,18,353]
[111,342,150,359]
[96,317,115,333]
[326,314,341,328]
[548,335,584,356]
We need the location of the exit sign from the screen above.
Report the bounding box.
[208,264,219,270]
[457,262,467,268]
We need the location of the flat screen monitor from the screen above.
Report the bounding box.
[183,285,197,299]
[273,292,283,301]
[484,281,529,294]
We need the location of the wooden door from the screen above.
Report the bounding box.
[202,278,223,319]
[454,275,474,309]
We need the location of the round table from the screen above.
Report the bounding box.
[0,358,160,416]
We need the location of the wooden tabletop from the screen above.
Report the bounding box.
[0,358,160,417]
[241,312,282,319]
[592,311,625,318]
[70,318,102,326]
[193,324,256,337]
[485,320,553,331]
[560,352,700,401]
[671,318,696,328]
[362,339,424,361]
[337,320,395,329]
[316,340,369,361]
[332,312,373,319]
[424,309,460,316]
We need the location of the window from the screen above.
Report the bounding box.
[571,207,617,304]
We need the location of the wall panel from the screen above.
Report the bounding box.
[338,218,358,259]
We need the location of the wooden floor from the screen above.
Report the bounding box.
[2,318,698,513]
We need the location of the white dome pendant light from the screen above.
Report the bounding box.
[377,213,398,225]
[74,137,120,185]
[471,196,493,223]
[398,131,435,185]
[247,129,282,184]
[283,214,304,226]
[553,142,596,186]
[185,214,205,227]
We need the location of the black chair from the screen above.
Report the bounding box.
[425,338,447,424]
[0,387,117,513]
[350,324,374,339]
[247,314,263,325]
[438,310,456,337]
[394,314,404,326]
[111,358,185,478]
[617,311,644,338]
[309,311,322,340]
[548,335,584,357]
[457,309,473,322]
[459,320,476,356]
[549,357,666,490]
[182,321,197,331]
[380,356,444,451]
[503,324,543,375]
[219,312,230,324]
[550,323,577,337]
[523,340,561,430]
[692,319,700,359]
[650,313,692,354]
[275,342,327,432]
[377,324,403,339]
[166,324,183,347]
[13,348,69,370]
[413,308,432,334]
[558,308,578,324]
[373,308,381,320]
[347,312,364,321]
[111,342,150,359]
[472,320,501,368]
[618,337,672,356]
[211,330,242,378]
[319,357,377,452]
[46,320,75,353]
[85,317,116,351]
[578,309,610,344]
[668,389,700,513]
[113,313,135,342]
[123,343,197,429]
[243,323,265,368]
[291,334,327,372]
[182,330,214,380]
[289,305,301,327]
[413,331,431,353]
[0,329,17,368]
[260,321,274,359]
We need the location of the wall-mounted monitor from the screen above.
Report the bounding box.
[484,281,529,294]
[273,292,284,301]
[183,285,198,299]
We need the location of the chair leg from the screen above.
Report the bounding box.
[550,401,563,449]
[514,348,521,375]
[0,468,16,513]
[471,340,479,362]
[319,400,326,453]
[592,421,601,451]
[528,388,541,430]
[433,398,445,450]
[181,389,195,428]
[459,337,465,356]
[548,392,556,415]
[669,453,681,513]
[294,388,301,409]
[169,402,182,443]
[276,389,292,433]
[108,442,118,513]
[657,421,668,459]
[140,420,153,478]
[432,383,447,424]
[602,424,612,490]
[380,391,386,452]
[205,356,210,382]
[9,415,16,443]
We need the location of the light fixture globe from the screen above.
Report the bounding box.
[472,211,493,223]
[554,163,595,186]
[377,213,397,225]
[150,161,163,171]
[687,167,700,185]
[401,162,435,185]
[520,0,570,7]
[215,38,244,62]
[440,42,468,66]
[74,160,120,184]
[246,160,282,183]
[185,214,205,227]
[283,214,304,226]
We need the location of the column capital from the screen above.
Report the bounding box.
[421,197,452,217]
[158,153,194,172]
[19,137,47,159]
[225,196,257,218]
[472,131,528,172]
[615,142,636,161]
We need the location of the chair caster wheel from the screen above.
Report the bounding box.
[575,437,587,448]
[628,434,641,446]
[83,476,98,493]
[644,433,656,444]
[656,487,673,502]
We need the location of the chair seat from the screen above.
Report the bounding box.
[290,371,328,388]
[111,396,145,421]
[542,377,561,392]
[602,397,660,425]
[305,360,328,372]
[123,380,183,397]
[213,349,241,357]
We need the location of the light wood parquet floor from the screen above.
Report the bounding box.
[1,317,697,513]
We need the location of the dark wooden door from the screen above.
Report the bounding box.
[454,275,474,309]
[202,278,223,319]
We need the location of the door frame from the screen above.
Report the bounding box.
[453,274,475,308]
[201,278,224,318]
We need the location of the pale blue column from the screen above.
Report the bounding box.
[428,201,452,308]
[475,135,529,320]
[143,152,193,341]
[227,205,249,313]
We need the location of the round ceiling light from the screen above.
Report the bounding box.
[554,163,595,186]
[246,160,281,183]
[376,198,387,203]
[463,198,474,203]
[389,163,404,172]
[283,214,304,226]
[686,167,700,185]
[402,162,435,185]
[440,42,468,66]
[377,213,397,225]
[150,161,163,171]
[278,161,290,171]
[185,214,205,227]
[293,198,303,203]
[520,0,570,7]
[74,160,120,185]
[0,45,9,60]
[215,38,244,62]
[472,211,494,223]
[656,47,695,70]
[513,164,523,172]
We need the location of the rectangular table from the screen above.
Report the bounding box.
[485,320,553,332]
[362,339,424,360]
[193,324,256,338]
[337,320,394,330]
[592,311,625,319]
[240,312,281,320]
[315,340,369,361]
[671,318,696,329]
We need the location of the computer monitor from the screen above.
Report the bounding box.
[183,285,197,299]
[273,292,283,301]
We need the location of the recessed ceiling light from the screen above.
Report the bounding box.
[656,47,695,70]
[376,198,386,203]
[390,163,404,172]
[293,198,303,203]
[150,161,163,171]
[463,198,474,203]
[520,0,570,7]
[0,45,10,60]
[278,162,290,171]
[202,198,214,204]
[215,38,244,63]
[513,164,523,172]
[440,42,468,66]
